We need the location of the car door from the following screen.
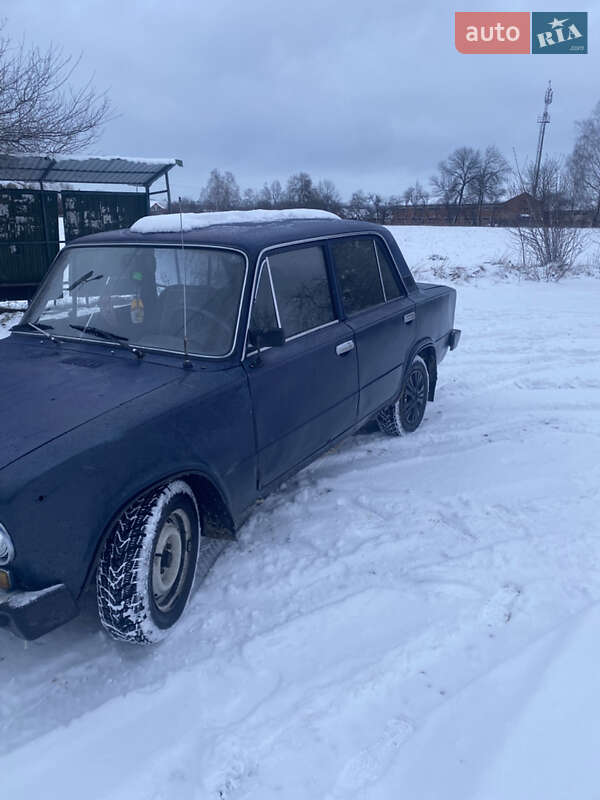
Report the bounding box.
[329,235,416,420]
[244,244,359,488]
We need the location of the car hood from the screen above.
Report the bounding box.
[0,335,181,471]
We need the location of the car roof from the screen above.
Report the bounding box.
[67,217,391,262]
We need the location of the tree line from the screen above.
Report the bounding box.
[179,102,600,227]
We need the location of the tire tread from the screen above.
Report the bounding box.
[376,354,429,437]
[97,486,164,643]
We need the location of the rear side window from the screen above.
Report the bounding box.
[268,246,335,338]
[331,238,384,315]
[375,240,404,300]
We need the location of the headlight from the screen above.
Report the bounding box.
[0,524,15,565]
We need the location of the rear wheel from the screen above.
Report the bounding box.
[97,480,200,644]
[377,354,429,437]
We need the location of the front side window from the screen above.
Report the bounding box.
[22,246,246,356]
[268,246,335,338]
[330,237,385,315]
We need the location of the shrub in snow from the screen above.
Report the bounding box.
[412,256,488,283]
[510,223,587,282]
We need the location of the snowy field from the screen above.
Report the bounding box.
[1,227,600,799]
[387,224,599,280]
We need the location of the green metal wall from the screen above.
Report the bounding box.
[0,189,148,300]
[62,191,147,241]
[0,189,59,299]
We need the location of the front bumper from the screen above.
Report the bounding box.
[0,584,79,640]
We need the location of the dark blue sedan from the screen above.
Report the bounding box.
[0,211,460,643]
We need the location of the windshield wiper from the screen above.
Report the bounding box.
[13,321,54,332]
[13,320,57,342]
[68,271,104,292]
[69,324,129,343]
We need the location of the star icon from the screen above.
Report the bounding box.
[549,17,568,28]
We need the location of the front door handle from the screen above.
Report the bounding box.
[336,340,355,356]
[404,311,416,324]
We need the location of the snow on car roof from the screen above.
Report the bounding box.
[130,208,340,234]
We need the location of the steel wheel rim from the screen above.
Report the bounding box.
[402,366,426,426]
[152,509,192,612]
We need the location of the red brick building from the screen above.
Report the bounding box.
[389,193,596,227]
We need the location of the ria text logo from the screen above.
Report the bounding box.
[531,12,587,53]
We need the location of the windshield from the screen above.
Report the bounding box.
[22,246,247,357]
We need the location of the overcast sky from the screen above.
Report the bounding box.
[4,0,599,200]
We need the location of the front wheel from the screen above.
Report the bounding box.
[377,354,429,437]
[97,480,200,644]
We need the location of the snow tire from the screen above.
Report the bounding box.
[97,480,201,644]
[377,354,429,436]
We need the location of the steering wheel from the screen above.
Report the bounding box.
[167,307,231,340]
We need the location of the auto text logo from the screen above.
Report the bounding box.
[455,12,588,54]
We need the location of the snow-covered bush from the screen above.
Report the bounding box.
[510,224,587,282]
[410,254,489,283]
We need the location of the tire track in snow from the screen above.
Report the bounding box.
[1,279,600,799]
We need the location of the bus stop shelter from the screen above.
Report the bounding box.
[0,154,182,300]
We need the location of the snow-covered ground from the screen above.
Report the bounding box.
[1,229,600,799]
[0,308,23,337]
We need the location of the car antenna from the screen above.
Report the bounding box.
[178,196,193,370]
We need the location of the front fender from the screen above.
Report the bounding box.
[0,367,256,599]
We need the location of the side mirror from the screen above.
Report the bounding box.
[249,327,285,349]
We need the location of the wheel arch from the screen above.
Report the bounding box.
[404,337,437,401]
[83,468,236,594]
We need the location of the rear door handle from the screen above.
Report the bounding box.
[404,311,416,324]
[336,340,355,356]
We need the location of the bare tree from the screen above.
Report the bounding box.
[257,182,273,208]
[313,179,341,213]
[431,147,481,223]
[413,181,429,206]
[396,181,429,222]
[470,146,510,224]
[270,179,284,208]
[518,157,566,210]
[0,23,110,154]
[429,170,456,203]
[346,190,370,220]
[366,193,388,224]
[511,156,585,280]
[286,172,314,206]
[255,180,285,208]
[200,169,241,211]
[569,101,600,224]
[403,180,429,207]
[241,187,257,209]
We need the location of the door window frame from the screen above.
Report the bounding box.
[373,239,405,303]
[327,235,407,320]
[242,232,409,357]
[246,243,340,354]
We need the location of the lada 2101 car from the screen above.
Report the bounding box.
[0,209,460,644]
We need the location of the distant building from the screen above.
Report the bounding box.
[150,201,166,214]
[388,192,597,227]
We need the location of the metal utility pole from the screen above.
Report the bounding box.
[532,81,553,198]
